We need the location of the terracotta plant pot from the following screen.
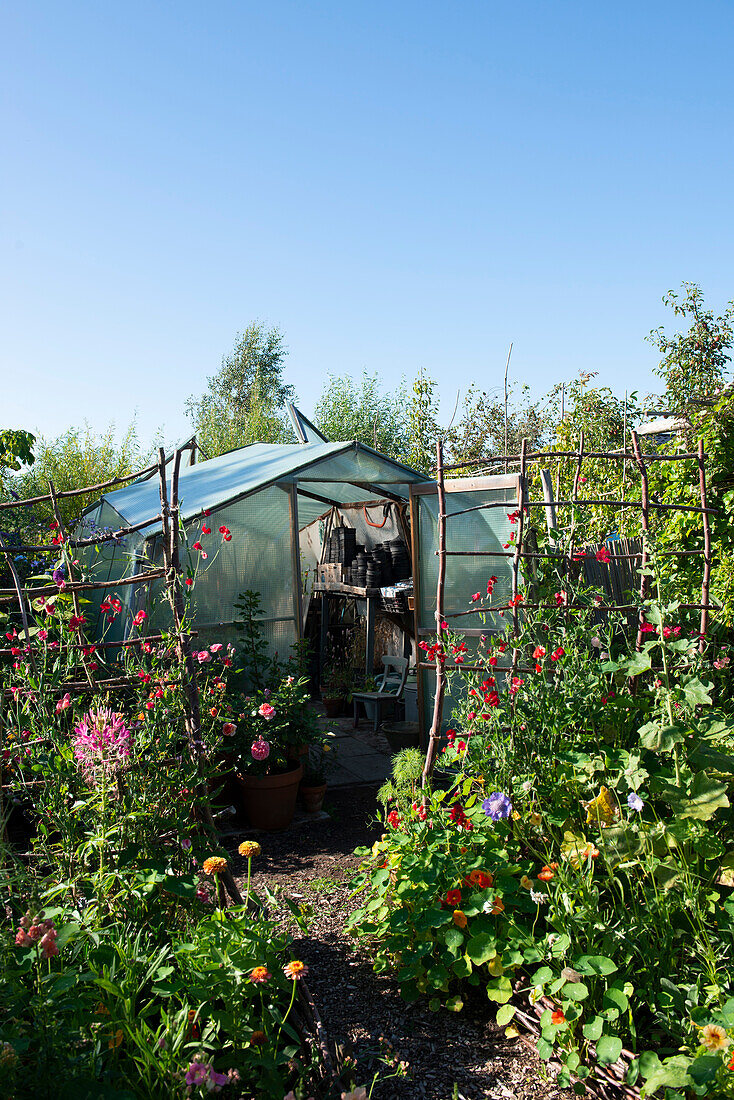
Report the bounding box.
[235,762,303,831]
[322,695,343,718]
[300,782,327,813]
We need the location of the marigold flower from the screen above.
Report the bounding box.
[452,909,468,929]
[249,966,271,983]
[551,1009,566,1026]
[202,856,228,875]
[283,959,308,981]
[239,840,261,858]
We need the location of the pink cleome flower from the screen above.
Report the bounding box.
[72,707,132,782]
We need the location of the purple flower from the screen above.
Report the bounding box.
[482,791,513,822]
[52,567,66,589]
[184,1060,228,1092]
[627,791,644,812]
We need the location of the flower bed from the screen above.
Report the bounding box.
[350,534,734,1097]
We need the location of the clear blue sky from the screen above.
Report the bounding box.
[3,1,733,447]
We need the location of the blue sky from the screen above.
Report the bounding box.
[3,1,733,447]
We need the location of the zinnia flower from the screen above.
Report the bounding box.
[202,856,228,875]
[239,841,261,858]
[283,960,308,980]
[249,966,271,983]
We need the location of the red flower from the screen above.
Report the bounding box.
[201,526,211,534]
[387,810,401,828]
[185,578,193,586]
[532,646,546,658]
[551,1009,565,1026]
[193,542,203,551]
[445,888,462,907]
[471,592,481,602]
[554,590,568,607]
[596,547,611,563]
[550,647,565,661]
[100,601,111,612]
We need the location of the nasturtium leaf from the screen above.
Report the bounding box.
[536,1038,554,1060]
[689,1056,723,1085]
[446,995,464,1012]
[533,966,554,985]
[596,1035,623,1065]
[563,982,589,1001]
[467,933,497,966]
[486,975,513,1004]
[573,955,618,976]
[444,927,464,950]
[496,1004,516,1027]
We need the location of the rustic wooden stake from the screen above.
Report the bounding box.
[510,438,528,675]
[48,479,95,690]
[630,431,650,652]
[698,437,712,649]
[421,439,447,790]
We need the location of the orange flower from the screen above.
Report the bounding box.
[538,866,555,882]
[452,909,468,929]
[283,960,309,981]
[551,1009,565,1026]
[238,841,261,858]
[249,966,271,983]
[489,897,505,915]
[581,843,599,860]
[107,1028,123,1050]
[466,869,494,889]
[251,1030,267,1046]
[202,856,228,875]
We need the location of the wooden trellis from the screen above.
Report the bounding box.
[0,445,243,905]
[421,431,716,788]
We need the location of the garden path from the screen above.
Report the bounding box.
[226,786,575,1100]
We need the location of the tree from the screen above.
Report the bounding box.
[0,429,35,487]
[445,383,548,467]
[313,372,412,461]
[9,421,144,528]
[405,372,442,474]
[648,283,734,420]
[185,322,296,457]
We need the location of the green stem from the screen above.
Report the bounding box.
[274,978,298,1053]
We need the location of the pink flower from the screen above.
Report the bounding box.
[222,722,236,737]
[181,838,192,850]
[596,547,611,563]
[38,629,48,641]
[715,656,730,670]
[196,650,211,663]
[72,708,132,782]
[132,610,146,626]
[195,885,211,904]
[210,643,223,652]
[251,737,271,760]
[258,703,275,720]
[55,693,72,714]
[185,1061,228,1092]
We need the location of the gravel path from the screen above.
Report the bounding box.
[225,786,575,1100]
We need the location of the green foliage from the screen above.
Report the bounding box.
[313,370,411,460]
[350,519,734,1095]
[649,282,734,418]
[185,322,296,457]
[8,421,145,528]
[0,429,35,484]
[445,382,549,468]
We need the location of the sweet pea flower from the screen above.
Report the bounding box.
[55,693,72,714]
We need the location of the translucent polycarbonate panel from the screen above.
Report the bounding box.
[74,501,148,643]
[415,481,519,734]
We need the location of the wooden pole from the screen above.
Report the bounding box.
[421,439,447,789]
[503,342,513,474]
[510,439,527,674]
[48,479,95,690]
[630,430,650,652]
[698,437,712,650]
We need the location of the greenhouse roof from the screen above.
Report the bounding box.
[97,441,429,533]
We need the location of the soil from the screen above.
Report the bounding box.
[225,785,577,1100]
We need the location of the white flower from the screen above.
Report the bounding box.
[531,890,548,906]
[521,780,533,793]
[482,899,494,914]
[591,636,601,647]
[528,986,543,1005]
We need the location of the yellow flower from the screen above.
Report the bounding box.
[202,856,228,875]
[520,875,533,890]
[238,841,261,858]
[701,1023,730,1052]
[452,909,468,929]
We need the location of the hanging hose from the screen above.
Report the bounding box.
[363,503,390,528]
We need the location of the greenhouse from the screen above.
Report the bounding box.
[77,434,519,736]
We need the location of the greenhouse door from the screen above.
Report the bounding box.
[409,474,522,744]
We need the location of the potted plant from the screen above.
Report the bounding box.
[224,675,316,830]
[300,736,338,813]
[320,661,353,718]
